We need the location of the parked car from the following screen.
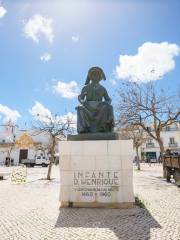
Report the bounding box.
[21,155,49,167]
[150,158,157,163]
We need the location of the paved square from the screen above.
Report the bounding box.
[0,164,180,240]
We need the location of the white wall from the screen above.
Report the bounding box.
[140,124,180,160]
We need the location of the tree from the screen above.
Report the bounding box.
[117,82,180,174]
[119,125,147,170]
[32,113,74,180]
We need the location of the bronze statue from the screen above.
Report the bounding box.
[76,67,114,134]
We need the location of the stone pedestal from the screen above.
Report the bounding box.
[67,132,119,141]
[59,140,134,208]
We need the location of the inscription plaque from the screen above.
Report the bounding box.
[73,170,120,199]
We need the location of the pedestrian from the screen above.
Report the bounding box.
[147,155,151,166]
[134,156,138,166]
[158,155,161,164]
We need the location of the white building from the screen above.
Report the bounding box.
[140,122,180,161]
[0,126,50,166]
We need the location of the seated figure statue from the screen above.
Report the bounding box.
[76,67,114,134]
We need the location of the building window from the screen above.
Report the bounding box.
[147,139,153,144]
[166,126,170,131]
[170,137,175,144]
[146,138,155,148]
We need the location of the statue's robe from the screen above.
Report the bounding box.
[76,83,114,133]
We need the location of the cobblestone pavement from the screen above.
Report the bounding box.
[0,164,180,240]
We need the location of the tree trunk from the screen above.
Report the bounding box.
[47,160,53,180]
[46,136,56,180]
[136,147,141,170]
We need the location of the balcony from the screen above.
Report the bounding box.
[146,143,155,148]
[165,127,179,131]
[168,142,178,148]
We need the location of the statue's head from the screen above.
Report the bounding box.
[85,67,106,85]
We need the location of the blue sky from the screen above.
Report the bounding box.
[0,0,180,127]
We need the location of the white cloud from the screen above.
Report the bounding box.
[23,14,54,44]
[0,6,7,18]
[109,78,117,85]
[53,81,79,99]
[29,101,52,123]
[116,42,180,83]
[29,101,77,128]
[0,104,21,123]
[56,112,77,129]
[40,53,52,62]
[72,35,80,43]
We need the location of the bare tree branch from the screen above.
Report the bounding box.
[116,81,180,157]
[31,112,75,180]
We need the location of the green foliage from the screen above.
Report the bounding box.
[135,195,147,208]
